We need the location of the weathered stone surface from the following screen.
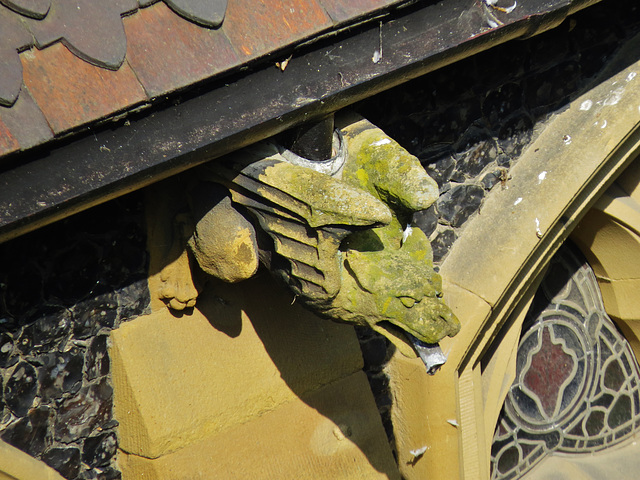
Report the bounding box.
[117,372,400,480]
[422,149,456,188]
[0,192,148,478]
[431,229,457,264]
[17,308,71,355]
[111,277,364,458]
[78,467,122,480]
[117,279,150,321]
[5,361,37,416]
[83,432,117,468]
[42,446,81,479]
[188,186,259,283]
[72,293,118,339]
[525,61,581,111]
[37,351,84,402]
[436,184,485,228]
[0,332,16,368]
[0,439,66,480]
[455,137,498,179]
[55,379,113,443]
[197,119,457,355]
[370,372,392,412]
[413,205,438,238]
[482,83,523,128]
[482,170,503,190]
[85,335,109,381]
[359,335,388,369]
[497,113,534,158]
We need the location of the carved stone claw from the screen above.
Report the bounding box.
[154,210,200,312]
[158,248,199,311]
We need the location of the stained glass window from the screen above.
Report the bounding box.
[490,244,640,479]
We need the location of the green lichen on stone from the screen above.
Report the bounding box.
[257,160,392,228]
[204,118,460,355]
[332,119,460,348]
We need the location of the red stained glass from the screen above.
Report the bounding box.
[490,244,640,479]
[523,327,574,417]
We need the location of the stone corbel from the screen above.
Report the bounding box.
[154,114,460,371]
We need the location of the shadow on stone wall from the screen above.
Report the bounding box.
[0,193,150,480]
[194,272,401,477]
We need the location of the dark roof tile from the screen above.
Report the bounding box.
[321,0,402,24]
[25,0,137,70]
[0,118,20,157]
[125,2,239,98]
[1,0,51,19]
[21,43,147,134]
[0,85,53,150]
[0,7,34,107]
[163,0,227,27]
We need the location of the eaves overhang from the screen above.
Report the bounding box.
[0,0,602,243]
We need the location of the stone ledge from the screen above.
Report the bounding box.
[118,371,400,480]
[111,275,364,458]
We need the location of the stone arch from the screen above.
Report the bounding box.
[386,48,640,480]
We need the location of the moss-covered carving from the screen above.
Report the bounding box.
[174,116,459,363]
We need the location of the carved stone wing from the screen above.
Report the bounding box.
[202,153,392,305]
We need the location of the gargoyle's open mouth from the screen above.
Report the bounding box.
[372,321,447,375]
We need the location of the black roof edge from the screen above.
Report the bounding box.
[0,0,601,243]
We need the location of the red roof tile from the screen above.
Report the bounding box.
[0,0,413,154]
[223,0,332,58]
[124,2,239,98]
[21,43,147,135]
[0,118,20,157]
[0,86,53,150]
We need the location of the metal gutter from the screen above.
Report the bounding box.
[0,0,601,242]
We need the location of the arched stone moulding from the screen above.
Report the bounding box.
[572,164,640,361]
[386,45,640,480]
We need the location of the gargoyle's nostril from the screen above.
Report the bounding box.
[400,296,417,308]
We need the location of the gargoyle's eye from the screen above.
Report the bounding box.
[399,296,417,308]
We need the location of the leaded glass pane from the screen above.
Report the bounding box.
[490,244,640,479]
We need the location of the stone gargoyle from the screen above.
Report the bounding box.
[157,115,460,373]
